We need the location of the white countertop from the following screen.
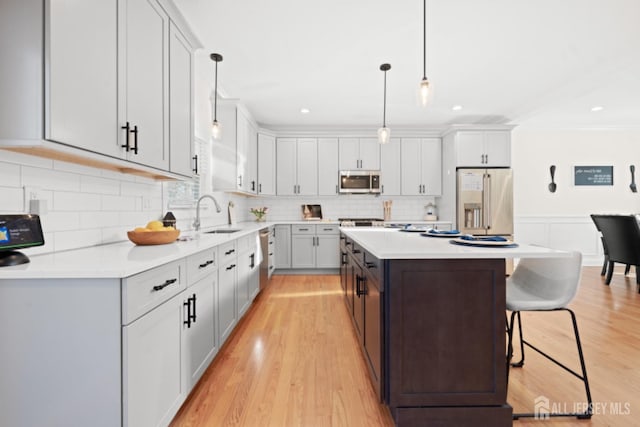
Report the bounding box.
[341,228,568,260]
[0,222,272,280]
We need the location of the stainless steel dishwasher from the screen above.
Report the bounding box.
[259,227,270,290]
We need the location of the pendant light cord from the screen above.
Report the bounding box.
[383,69,387,127]
[423,0,426,79]
[214,60,218,121]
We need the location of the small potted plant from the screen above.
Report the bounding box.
[250,206,268,222]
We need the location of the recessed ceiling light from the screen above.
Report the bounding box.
[452,105,463,111]
[300,108,310,114]
[591,106,604,112]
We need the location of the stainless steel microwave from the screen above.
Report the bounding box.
[339,170,381,194]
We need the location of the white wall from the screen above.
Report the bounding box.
[512,128,640,265]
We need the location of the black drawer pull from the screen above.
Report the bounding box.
[298,228,309,231]
[225,249,235,255]
[153,278,177,291]
[352,249,361,254]
[199,259,214,269]
[365,262,377,269]
[226,264,236,270]
[323,228,334,231]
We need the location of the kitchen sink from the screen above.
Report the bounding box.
[205,229,241,234]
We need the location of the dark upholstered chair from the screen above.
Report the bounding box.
[590,214,640,292]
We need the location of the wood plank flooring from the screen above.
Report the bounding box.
[170,267,640,427]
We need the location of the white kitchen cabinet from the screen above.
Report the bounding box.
[183,248,218,390]
[339,138,380,170]
[119,0,169,170]
[291,225,340,269]
[47,0,119,157]
[218,241,238,346]
[212,102,259,194]
[168,22,196,176]
[455,130,511,167]
[318,138,340,195]
[237,233,260,318]
[258,133,276,195]
[401,138,442,196]
[380,137,401,195]
[274,224,292,269]
[276,138,318,195]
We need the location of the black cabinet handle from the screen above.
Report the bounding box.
[121,122,131,151]
[190,294,197,323]
[341,252,347,265]
[356,275,367,296]
[152,278,177,291]
[249,253,255,269]
[199,259,214,269]
[226,264,236,270]
[251,181,256,191]
[365,262,376,269]
[269,252,273,256]
[352,249,361,254]
[192,155,198,174]
[299,228,309,231]
[183,299,191,327]
[225,249,235,255]
[130,125,139,155]
[259,183,262,193]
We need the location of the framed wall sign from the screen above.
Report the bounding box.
[574,166,614,186]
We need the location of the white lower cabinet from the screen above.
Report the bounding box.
[218,241,238,346]
[291,224,340,269]
[274,224,292,269]
[237,233,260,318]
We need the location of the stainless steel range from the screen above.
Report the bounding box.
[338,218,385,227]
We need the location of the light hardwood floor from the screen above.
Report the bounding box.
[170,267,640,427]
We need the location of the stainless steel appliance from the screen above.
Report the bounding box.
[339,218,385,227]
[457,168,513,236]
[339,171,381,194]
[259,227,271,290]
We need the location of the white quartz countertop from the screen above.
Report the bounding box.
[0,222,273,280]
[341,228,568,260]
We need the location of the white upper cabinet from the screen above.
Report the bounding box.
[168,22,195,176]
[212,102,259,194]
[455,130,511,167]
[276,138,318,196]
[257,133,276,196]
[339,138,380,170]
[380,138,401,195]
[317,138,340,196]
[48,0,119,157]
[119,0,169,170]
[401,138,442,196]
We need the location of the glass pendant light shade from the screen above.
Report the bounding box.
[210,53,223,139]
[211,120,221,140]
[377,126,391,144]
[419,77,430,106]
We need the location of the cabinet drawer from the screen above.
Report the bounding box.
[316,225,339,235]
[219,241,237,264]
[122,260,186,325]
[187,248,217,285]
[292,224,315,235]
[237,232,258,254]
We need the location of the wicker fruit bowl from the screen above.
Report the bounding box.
[127,229,180,245]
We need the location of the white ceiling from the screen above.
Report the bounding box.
[173,0,640,131]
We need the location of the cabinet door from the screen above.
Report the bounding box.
[183,275,216,390]
[421,138,442,196]
[380,138,401,195]
[48,0,119,157]
[318,138,339,195]
[121,0,169,169]
[274,225,291,269]
[358,138,381,170]
[296,138,318,195]
[218,261,237,346]
[339,138,360,170]
[123,292,184,427]
[455,131,485,167]
[400,138,423,195]
[168,22,194,176]
[246,121,258,193]
[236,251,255,318]
[235,109,248,192]
[316,234,340,268]
[276,138,297,195]
[291,235,316,268]
[484,131,511,167]
[363,270,383,398]
[258,133,276,195]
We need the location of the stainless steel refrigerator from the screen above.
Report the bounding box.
[457,168,513,236]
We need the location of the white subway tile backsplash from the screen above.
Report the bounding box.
[120,180,160,197]
[55,229,102,252]
[79,211,120,229]
[101,194,136,211]
[0,187,25,212]
[22,166,81,192]
[54,191,102,211]
[80,175,120,195]
[0,162,21,187]
[41,211,81,232]
[0,150,54,169]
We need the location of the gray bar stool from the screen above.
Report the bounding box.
[506,251,593,420]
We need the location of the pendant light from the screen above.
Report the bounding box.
[378,63,391,145]
[210,53,223,140]
[419,0,430,106]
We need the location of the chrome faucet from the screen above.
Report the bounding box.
[193,194,222,231]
